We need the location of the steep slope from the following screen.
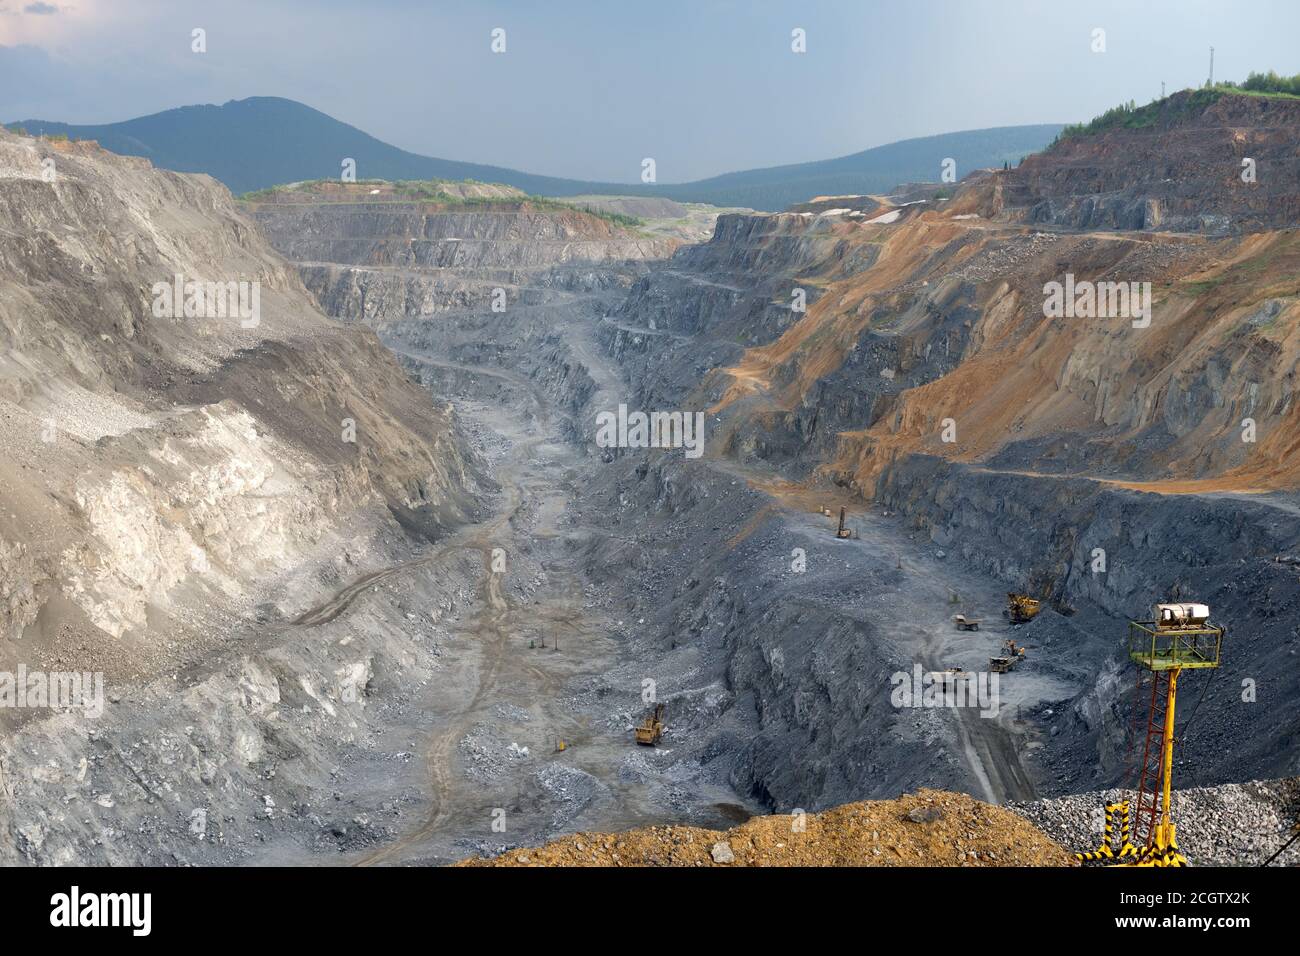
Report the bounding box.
[246,180,681,439]
[696,96,1300,495]
[8,96,1061,210]
[987,89,1300,234]
[0,130,515,866]
[0,128,481,678]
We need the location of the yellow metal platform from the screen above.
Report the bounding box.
[1127,621,1223,671]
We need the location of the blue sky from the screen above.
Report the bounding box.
[2,0,1298,182]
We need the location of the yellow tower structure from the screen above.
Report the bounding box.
[1076,602,1223,867]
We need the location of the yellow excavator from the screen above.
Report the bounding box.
[635,704,665,746]
[1004,593,1042,624]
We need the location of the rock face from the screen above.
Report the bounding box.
[0,131,490,864]
[0,131,480,660]
[985,89,1300,234]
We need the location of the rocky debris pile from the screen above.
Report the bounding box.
[1013,777,1300,866]
[458,790,1074,866]
[535,764,605,830]
[458,724,532,782]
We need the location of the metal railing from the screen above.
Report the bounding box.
[1127,621,1223,671]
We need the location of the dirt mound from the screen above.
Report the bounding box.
[459,790,1075,866]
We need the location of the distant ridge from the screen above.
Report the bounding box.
[9,96,1062,211]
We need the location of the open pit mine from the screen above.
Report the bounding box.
[1,87,1298,871]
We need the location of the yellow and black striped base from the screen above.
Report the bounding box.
[1075,802,1187,867]
[1075,801,1132,862]
[1132,832,1188,868]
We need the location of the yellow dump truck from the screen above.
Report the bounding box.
[990,638,1027,673]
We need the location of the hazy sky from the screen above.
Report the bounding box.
[2,0,1297,183]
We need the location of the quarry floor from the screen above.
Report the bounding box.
[266,303,1091,865]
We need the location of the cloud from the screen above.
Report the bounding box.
[23,2,58,14]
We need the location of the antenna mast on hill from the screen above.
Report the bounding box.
[1208,46,1215,87]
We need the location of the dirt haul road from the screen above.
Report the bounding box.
[337,348,689,865]
[353,356,559,866]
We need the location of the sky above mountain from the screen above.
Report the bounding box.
[2,0,1298,183]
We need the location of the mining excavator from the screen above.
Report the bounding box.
[634,704,665,746]
[835,507,852,539]
[1004,592,1042,624]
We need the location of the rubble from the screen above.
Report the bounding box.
[1013,777,1300,867]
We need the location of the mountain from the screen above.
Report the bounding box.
[631,125,1063,209]
[7,96,1062,210]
